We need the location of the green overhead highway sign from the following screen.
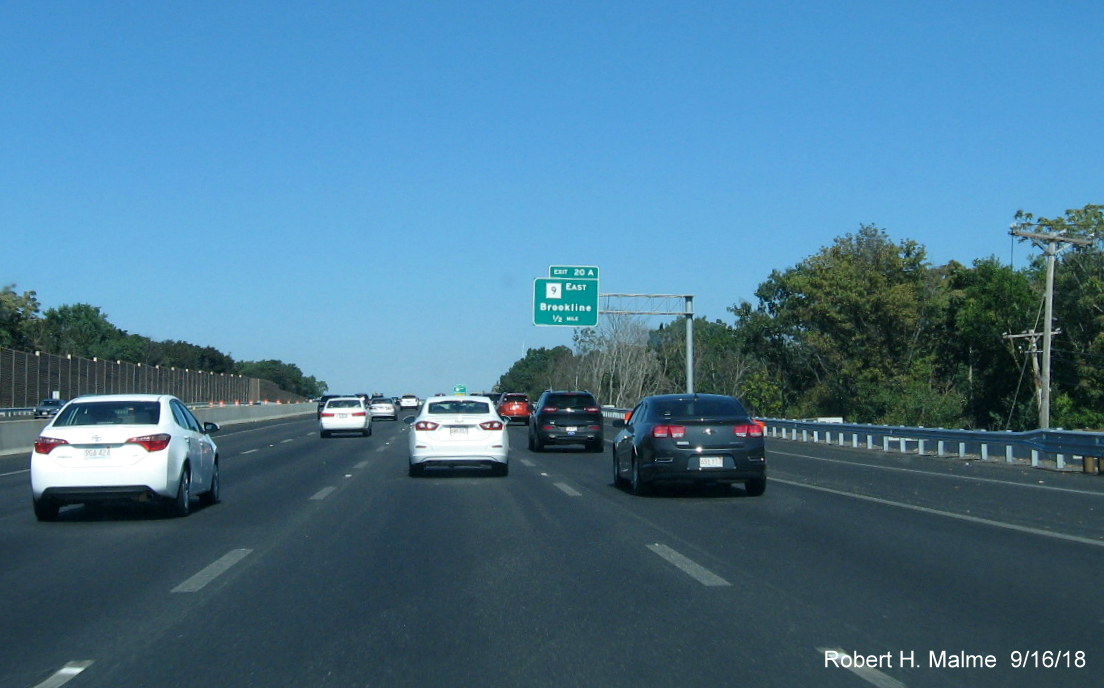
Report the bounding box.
[533,276,599,327]
[549,265,599,279]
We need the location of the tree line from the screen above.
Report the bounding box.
[0,292,327,399]
[496,205,1104,431]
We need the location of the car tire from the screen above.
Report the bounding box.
[744,476,766,496]
[33,497,59,521]
[199,461,220,506]
[493,462,509,477]
[611,451,627,488]
[408,464,423,477]
[630,455,650,496]
[170,468,191,517]
[587,439,603,453]
[320,430,330,438]
[529,431,544,452]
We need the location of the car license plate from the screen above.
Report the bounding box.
[338,413,348,418]
[450,427,468,436]
[84,447,111,459]
[699,456,723,469]
[564,426,578,432]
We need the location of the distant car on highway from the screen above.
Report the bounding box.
[30,394,221,520]
[496,393,531,424]
[407,395,508,477]
[316,394,342,418]
[319,396,372,438]
[528,390,604,452]
[34,398,67,419]
[398,394,420,412]
[611,393,766,496]
[368,397,398,421]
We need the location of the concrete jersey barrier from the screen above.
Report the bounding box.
[0,403,314,458]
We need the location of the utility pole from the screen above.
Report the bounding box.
[1009,225,1094,428]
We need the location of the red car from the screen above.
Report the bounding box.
[497,393,532,424]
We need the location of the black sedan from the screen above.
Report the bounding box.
[611,393,766,496]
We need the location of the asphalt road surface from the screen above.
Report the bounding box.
[1,416,1102,687]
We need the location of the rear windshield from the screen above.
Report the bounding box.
[54,401,161,426]
[652,397,748,419]
[547,394,597,409]
[325,399,363,409]
[428,400,491,415]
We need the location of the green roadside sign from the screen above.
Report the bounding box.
[549,265,599,279]
[533,276,599,327]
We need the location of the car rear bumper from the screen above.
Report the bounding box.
[640,452,765,484]
[37,484,166,505]
[535,428,603,445]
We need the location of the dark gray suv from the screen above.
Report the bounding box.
[527,390,604,452]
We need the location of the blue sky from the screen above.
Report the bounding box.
[3,1,1101,397]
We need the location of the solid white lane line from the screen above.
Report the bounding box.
[777,449,1104,496]
[817,647,909,688]
[310,486,336,500]
[32,660,94,688]
[172,549,252,593]
[0,468,29,477]
[646,543,731,587]
[772,477,1104,548]
[554,482,582,497]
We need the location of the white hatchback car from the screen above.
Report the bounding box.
[407,395,508,477]
[30,394,220,520]
[319,396,372,437]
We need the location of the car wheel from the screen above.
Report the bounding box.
[611,450,627,488]
[587,439,603,453]
[170,468,191,517]
[199,461,220,506]
[529,431,544,452]
[320,430,330,438]
[408,463,423,477]
[33,497,59,521]
[630,455,650,496]
[493,462,509,477]
[744,476,766,496]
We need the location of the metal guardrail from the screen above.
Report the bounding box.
[600,407,1104,473]
[762,418,1104,472]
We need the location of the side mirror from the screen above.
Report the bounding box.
[204,422,221,434]
[403,416,416,424]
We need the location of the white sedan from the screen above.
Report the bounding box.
[319,396,372,437]
[30,394,220,520]
[406,395,508,477]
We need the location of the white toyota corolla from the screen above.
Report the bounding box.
[406,395,509,477]
[30,394,220,520]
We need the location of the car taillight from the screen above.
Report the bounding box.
[543,406,558,413]
[414,421,439,431]
[653,425,686,439]
[734,423,764,437]
[321,412,335,417]
[127,433,172,452]
[584,406,600,413]
[352,411,367,417]
[479,420,504,430]
[34,436,69,454]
